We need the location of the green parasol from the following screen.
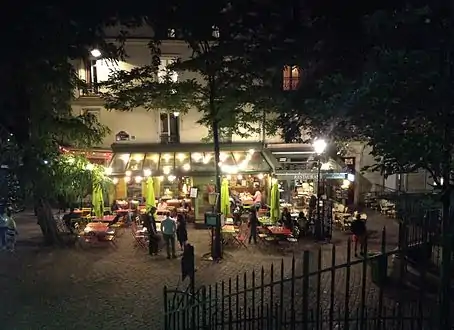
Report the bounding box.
[92,182,104,218]
[145,177,156,211]
[269,182,280,222]
[220,178,230,216]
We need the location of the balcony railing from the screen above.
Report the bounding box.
[79,86,100,97]
[160,134,180,144]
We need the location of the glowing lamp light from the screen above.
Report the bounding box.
[163,166,171,175]
[90,49,102,58]
[313,138,327,155]
[168,175,176,182]
[177,153,186,162]
[125,170,132,177]
[320,162,331,171]
[112,178,119,185]
[237,174,243,180]
[191,153,202,162]
[143,169,152,177]
[124,176,131,183]
[248,149,255,155]
[203,154,211,164]
[173,111,180,117]
[257,173,264,180]
[182,163,190,171]
[135,176,142,183]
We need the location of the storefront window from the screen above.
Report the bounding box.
[175,152,191,173]
[126,153,145,171]
[159,153,175,175]
[191,152,215,172]
[143,153,160,174]
[110,153,129,173]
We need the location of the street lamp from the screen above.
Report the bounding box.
[313,138,327,239]
[90,49,102,58]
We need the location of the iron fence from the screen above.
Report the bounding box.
[164,222,452,329]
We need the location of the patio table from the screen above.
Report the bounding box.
[267,226,292,236]
[92,215,116,223]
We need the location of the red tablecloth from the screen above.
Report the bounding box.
[116,209,133,213]
[267,226,292,236]
[84,223,109,234]
[93,215,116,222]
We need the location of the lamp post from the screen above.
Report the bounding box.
[313,138,327,240]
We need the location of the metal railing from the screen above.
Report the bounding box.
[164,220,453,329]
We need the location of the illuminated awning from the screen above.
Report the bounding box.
[108,142,275,176]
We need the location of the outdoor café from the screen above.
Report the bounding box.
[106,142,276,221]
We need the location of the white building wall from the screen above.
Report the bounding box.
[72,34,281,147]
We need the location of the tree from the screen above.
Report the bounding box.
[0,2,140,244]
[101,1,272,258]
[262,3,453,325]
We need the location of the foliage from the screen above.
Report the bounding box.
[46,154,111,204]
[247,1,454,183]
[100,1,272,140]
[0,2,140,201]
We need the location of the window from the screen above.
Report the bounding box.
[160,113,180,144]
[84,60,99,94]
[283,65,300,91]
[167,28,176,38]
[158,58,178,83]
[212,26,220,38]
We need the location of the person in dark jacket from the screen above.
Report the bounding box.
[248,209,259,244]
[145,207,159,255]
[351,214,367,257]
[176,213,188,250]
[280,207,293,230]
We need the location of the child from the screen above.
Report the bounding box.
[5,207,18,252]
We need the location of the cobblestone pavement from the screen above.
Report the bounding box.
[0,211,400,329]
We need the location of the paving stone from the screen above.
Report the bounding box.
[0,211,402,329]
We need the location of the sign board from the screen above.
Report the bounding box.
[276,172,317,180]
[323,173,348,180]
[189,187,198,198]
[205,212,221,227]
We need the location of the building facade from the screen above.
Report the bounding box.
[70,26,432,204]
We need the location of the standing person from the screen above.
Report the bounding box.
[161,213,177,259]
[351,214,367,257]
[248,208,259,244]
[5,207,18,252]
[0,205,7,251]
[252,189,262,211]
[144,207,159,256]
[176,213,188,250]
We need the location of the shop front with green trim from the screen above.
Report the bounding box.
[107,142,276,220]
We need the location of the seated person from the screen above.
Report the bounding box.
[157,199,168,210]
[62,208,80,233]
[111,201,119,212]
[279,207,293,230]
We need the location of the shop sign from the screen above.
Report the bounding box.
[324,172,348,180]
[293,173,317,180]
